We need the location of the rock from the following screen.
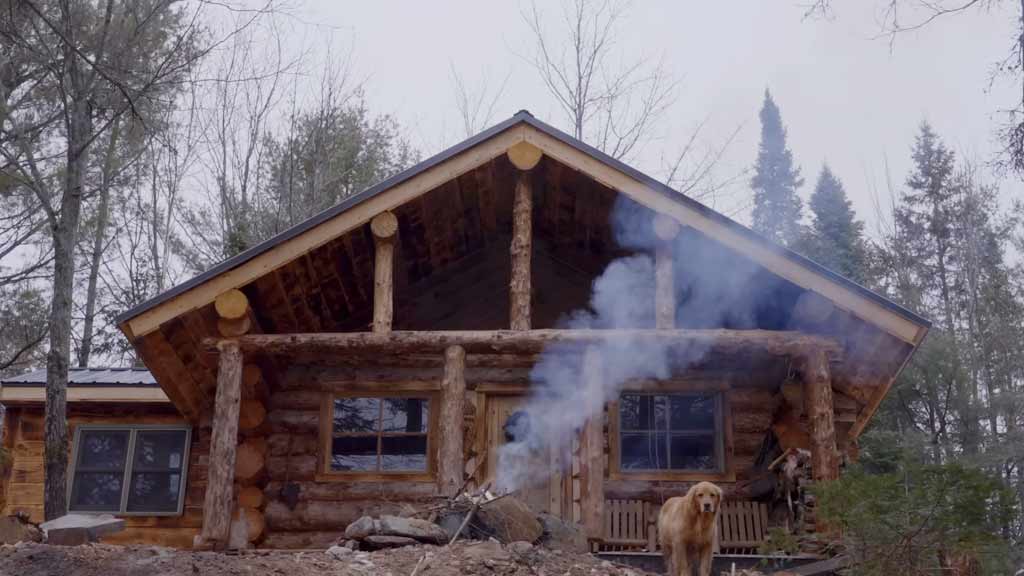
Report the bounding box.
[325,545,352,560]
[40,514,124,546]
[0,516,42,545]
[507,541,533,555]
[377,515,447,544]
[363,535,419,549]
[341,539,359,550]
[474,496,542,543]
[462,539,511,562]
[537,513,588,553]
[344,516,377,540]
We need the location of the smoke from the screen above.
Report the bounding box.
[494,196,764,494]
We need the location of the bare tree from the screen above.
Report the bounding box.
[0,0,272,520]
[521,0,676,161]
[804,1,1024,175]
[450,65,510,138]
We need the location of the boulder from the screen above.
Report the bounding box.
[40,514,124,546]
[325,545,352,560]
[0,515,42,545]
[462,539,511,562]
[344,516,377,540]
[377,515,448,545]
[362,534,419,549]
[537,513,588,553]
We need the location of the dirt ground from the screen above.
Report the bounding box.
[0,540,659,576]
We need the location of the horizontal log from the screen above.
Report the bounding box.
[267,434,319,457]
[102,527,199,549]
[265,500,419,532]
[266,455,317,481]
[269,390,323,411]
[732,410,774,433]
[260,530,342,549]
[267,410,318,434]
[209,329,843,358]
[264,481,440,503]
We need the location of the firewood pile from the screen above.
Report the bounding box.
[334,487,584,556]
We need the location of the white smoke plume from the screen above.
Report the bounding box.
[494,196,763,494]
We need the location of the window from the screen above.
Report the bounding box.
[324,395,433,476]
[69,426,191,515]
[617,393,722,473]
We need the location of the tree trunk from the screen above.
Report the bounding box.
[45,42,92,520]
[78,116,121,368]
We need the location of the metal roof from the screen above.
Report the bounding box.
[1,367,158,387]
[116,110,930,331]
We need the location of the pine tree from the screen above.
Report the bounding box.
[751,89,804,245]
[799,165,868,283]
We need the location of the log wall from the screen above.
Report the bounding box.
[0,403,208,548]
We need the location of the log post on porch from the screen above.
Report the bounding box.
[507,141,542,331]
[371,211,399,333]
[803,348,839,482]
[198,338,243,548]
[439,345,466,496]
[653,214,680,329]
[579,346,605,540]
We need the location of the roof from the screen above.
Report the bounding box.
[1,367,158,387]
[115,110,929,332]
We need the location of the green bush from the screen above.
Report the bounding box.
[816,459,1017,575]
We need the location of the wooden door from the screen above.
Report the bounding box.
[483,394,569,518]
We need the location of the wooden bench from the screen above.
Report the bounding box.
[598,499,770,554]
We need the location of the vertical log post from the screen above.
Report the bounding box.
[507,141,542,331]
[803,348,839,482]
[371,211,399,333]
[439,345,466,496]
[199,339,243,547]
[653,214,680,329]
[579,346,605,540]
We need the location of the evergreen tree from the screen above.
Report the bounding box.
[799,165,868,283]
[751,89,804,245]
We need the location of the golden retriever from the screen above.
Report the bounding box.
[657,481,722,576]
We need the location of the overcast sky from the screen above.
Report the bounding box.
[288,1,1019,239]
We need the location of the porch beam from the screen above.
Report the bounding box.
[198,339,243,548]
[508,141,541,331]
[438,345,466,496]
[803,349,839,481]
[208,329,842,358]
[371,211,399,333]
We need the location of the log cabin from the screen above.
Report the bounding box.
[0,111,929,552]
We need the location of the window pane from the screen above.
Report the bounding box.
[381,435,428,471]
[77,430,130,470]
[381,398,429,433]
[669,395,715,431]
[126,472,181,513]
[132,430,187,471]
[669,434,716,470]
[331,436,378,471]
[620,395,667,431]
[334,398,379,433]
[70,472,123,511]
[620,432,667,470]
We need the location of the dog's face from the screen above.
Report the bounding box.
[690,481,722,515]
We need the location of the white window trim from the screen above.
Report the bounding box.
[67,424,192,516]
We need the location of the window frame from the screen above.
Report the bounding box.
[609,387,734,482]
[318,390,439,483]
[67,424,192,517]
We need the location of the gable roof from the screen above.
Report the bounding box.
[1,367,157,386]
[117,111,928,345]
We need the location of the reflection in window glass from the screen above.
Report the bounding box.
[330,397,430,474]
[70,428,189,514]
[619,393,719,472]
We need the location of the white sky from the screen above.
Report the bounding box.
[288,1,1019,239]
